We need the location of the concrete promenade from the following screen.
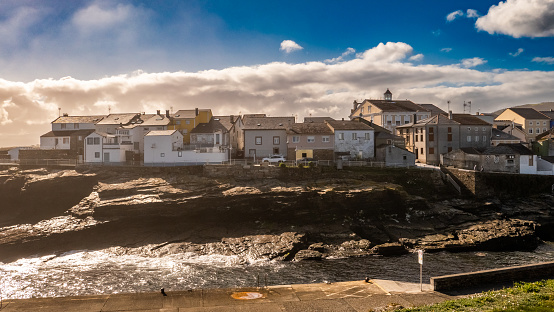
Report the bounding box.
[0,279,460,312]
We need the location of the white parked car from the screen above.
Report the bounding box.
[262,155,286,163]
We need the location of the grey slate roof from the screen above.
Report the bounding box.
[508,107,550,120]
[40,129,95,137]
[418,104,446,116]
[96,113,140,125]
[190,118,228,134]
[362,99,428,113]
[450,114,491,126]
[213,116,239,131]
[288,122,334,135]
[326,120,374,131]
[52,115,105,124]
[303,117,335,123]
[491,128,520,141]
[242,116,295,130]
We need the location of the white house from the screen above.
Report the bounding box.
[325,119,375,160]
[84,132,133,163]
[144,130,228,165]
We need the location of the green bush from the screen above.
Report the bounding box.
[279,162,287,168]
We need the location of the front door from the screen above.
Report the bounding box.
[104,152,110,162]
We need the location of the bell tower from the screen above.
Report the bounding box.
[384,89,392,101]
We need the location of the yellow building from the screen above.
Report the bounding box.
[169,108,212,143]
[495,108,550,142]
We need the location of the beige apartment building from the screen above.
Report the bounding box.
[495,108,551,142]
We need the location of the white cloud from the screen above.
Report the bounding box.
[532,57,554,64]
[461,57,488,68]
[447,10,464,22]
[466,9,480,18]
[280,40,303,53]
[325,48,356,63]
[509,48,524,57]
[409,54,424,62]
[441,48,453,53]
[476,0,554,38]
[2,42,554,148]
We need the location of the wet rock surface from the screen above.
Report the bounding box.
[0,168,553,263]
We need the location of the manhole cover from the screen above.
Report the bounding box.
[231,292,264,300]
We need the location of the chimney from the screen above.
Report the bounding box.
[413,113,417,123]
[353,100,359,111]
[195,108,199,116]
[157,110,161,115]
[448,110,453,120]
[230,115,234,122]
[166,110,170,118]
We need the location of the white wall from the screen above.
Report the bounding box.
[40,136,71,150]
[144,132,227,164]
[520,155,538,174]
[334,130,374,159]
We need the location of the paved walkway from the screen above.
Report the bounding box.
[0,279,461,312]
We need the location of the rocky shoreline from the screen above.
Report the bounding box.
[0,167,552,263]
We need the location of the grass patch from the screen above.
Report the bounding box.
[399,280,554,312]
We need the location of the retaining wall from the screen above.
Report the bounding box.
[431,261,554,291]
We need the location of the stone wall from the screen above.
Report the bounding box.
[19,149,76,160]
[444,167,554,197]
[431,261,554,291]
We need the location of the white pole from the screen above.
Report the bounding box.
[418,249,423,291]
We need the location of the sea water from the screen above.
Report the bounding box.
[1,242,554,299]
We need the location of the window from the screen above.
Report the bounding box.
[185,120,190,125]
[536,121,540,126]
[420,134,423,141]
[95,152,100,158]
[429,133,434,141]
[61,124,66,129]
[468,127,471,131]
[403,155,407,160]
[475,136,479,142]
[420,148,423,155]
[395,120,400,126]
[87,138,93,145]
[352,133,357,140]
[161,153,165,157]
[93,137,100,145]
[273,136,280,144]
[255,137,262,145]
[63,138,69,144]
[543,121,547,126]
[483,136,487,142]
[529,156,534,166]
[399,129,403,135]
[74,123,79,129]
[529,121,533,126]
[322,136,330,143]
[448,133,453,141]
[365,132,371,140]
[178,151,182,157]
[474,127,478,131]
[215,134,220,144]
[415,135,418,142]
[544,128,547,133]
[176,121,181,125]
[529,128,533,134]
[482,127,486,131]
[448,147,452,152]
[467,136,472,142]
[536,128,540,134]
[273,147,279,154]
[361,107,364,113]
[307,136,315,143]
[429,127,434,133]
[429,148,434,155]
[338,133,344,140]
[292,136,300,143]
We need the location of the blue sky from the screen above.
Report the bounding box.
[1,0,554,146]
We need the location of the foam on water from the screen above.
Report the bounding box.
[1,242,554,300]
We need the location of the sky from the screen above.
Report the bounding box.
[1,0,554,147]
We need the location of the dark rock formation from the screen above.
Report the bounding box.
[0,167,552,263]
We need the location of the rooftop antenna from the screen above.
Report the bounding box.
[463,101,472,114]
[447,100,450,112]
[108,105,111,114]
[58,107,61,117]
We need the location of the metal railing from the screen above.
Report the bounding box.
[19,159,77,166]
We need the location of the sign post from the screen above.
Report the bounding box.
[417,249,423,291]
